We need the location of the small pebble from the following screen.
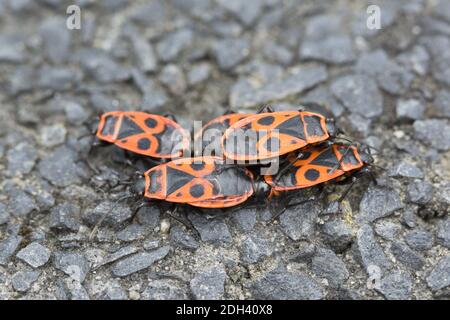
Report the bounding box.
[16,242,51,268]
[160,219,171,234]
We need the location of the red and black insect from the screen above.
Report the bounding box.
[194,113,250,156]
[264,143,374,192]
[95,111,190,159]
[221,110,337,161]
[132,156,260,208]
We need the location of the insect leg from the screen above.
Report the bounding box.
[132,200,154,218]
[214,163,249,176]
[337,176,357,203]
[89,194,135,240]
[268,197,314,223]
[269,186,325,223]
[163,113,178,123]
[337,136,381,153]
[124,155,161,171]
[274,152,305,182]
[166,207,188,227]
[268,206,287,223]
[172,206,201,238]
[299,102,325,113]
[366,169,378,186]
[256,104,274,113]
[85,157,100,175]
[329,143,357,174]
[222,108,235,115]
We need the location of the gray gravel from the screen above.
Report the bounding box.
[358,187,403,223]
[239,232,273,264]
[231,207,257,232]
[331,74,383,118]
[143,279,188,300]
[6,187,37,217]
[12,271,41,293]
[111,246,170,277]
[250,265,325,300]
[407,181,434,205]
[279,202,320,241]
[190,265,226,300]
[388,161,424,179]
[311,248,349,288]
[54,252,90,283]
[0,236,23,266]
[6,142,38,176]
[405,230,434,251]
[188,213,232,245]
[16,242,51,268]
[354,224,392,272]
[396,99,425,121]
[169,226,199,251]
[426,256,450,292]
[321,220,353,253]
[390,242,425,271]
[0,0,449,300]
[436,218,450,249]
[49,202,81,233]
[375,271,413,300]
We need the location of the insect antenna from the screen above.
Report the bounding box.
[118,180,134,185]
[274,152,307,182]
[336,135,381,153]
[88,194,135,241]
[329,143,355,174]
[368,163,387,171]
[256,104,274,113]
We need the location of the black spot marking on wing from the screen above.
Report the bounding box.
[138,138,151,150]
[222,118,231,128]
[257,115,275,126]
[101,115,118,136]
[305,168,320,181]
[190,184,205,198]
[117,116,145,139]
[304,115,324,137]
[145,117,158,129]
[276,115,305,140]
[310,147,339,167]
[166,166,195,195]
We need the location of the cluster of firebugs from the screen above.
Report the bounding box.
[93,107,376,213]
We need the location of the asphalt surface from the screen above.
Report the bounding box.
[0,0,449,300]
